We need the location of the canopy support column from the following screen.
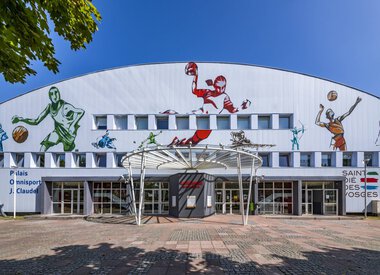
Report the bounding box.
[245,160,256,225]
[128,162,138,225]
[237,152,245,225]
[138,152,146,226]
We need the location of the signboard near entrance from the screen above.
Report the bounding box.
[186,195,196,208]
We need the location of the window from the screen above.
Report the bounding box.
[156,116,169,130]
[95,115,107,130]
[55,154,65,168]
[217,116,230,129]
[75,153,86,168]
[35,153,45,168]
[136,116,148,130]
[322,153,332,167]
[95,153,107,168]
[15,153,24,167]
[364,152,374,167]
[196,116,209,129]
[279,115,292,129]
[114,115,128,130]
[343,152,353,167]
[116,153,125,167]
[300,153,312,167]
[279,153,291,167]
[259,153,270,167]
[258,115,271,129]
[176,116,189,129]
[237,116,250,130]
[0,153,4,168]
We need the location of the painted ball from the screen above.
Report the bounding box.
[185,62,198,76]
[327,90,338,101]
[12,126,28,143]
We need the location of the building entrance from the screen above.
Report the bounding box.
[52,182,84,214]
[302,182,338,215]
[215,182,248,214]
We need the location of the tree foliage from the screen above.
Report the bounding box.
[0,0,101,84]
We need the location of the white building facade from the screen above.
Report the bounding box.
[0,62,379,216]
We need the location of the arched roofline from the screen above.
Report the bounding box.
[1,61,379,104]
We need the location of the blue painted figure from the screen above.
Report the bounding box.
[0,124,8,152]
[92,130,116,149]
[290,123,305,150]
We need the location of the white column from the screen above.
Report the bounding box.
[237,152,245,225]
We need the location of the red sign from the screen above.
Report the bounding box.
[180,181,203,189]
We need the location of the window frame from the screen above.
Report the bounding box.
[258,115,271,129]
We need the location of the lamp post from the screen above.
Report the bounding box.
[11,166,17,219]
[363,158,370,219]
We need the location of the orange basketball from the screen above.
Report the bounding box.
[327,90,338,101]
[12,126,28,143]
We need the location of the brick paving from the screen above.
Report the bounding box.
[0,215,379,274]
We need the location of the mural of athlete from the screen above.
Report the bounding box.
[169,130,212,146]
[0,124,8,152]
[12,87,85,152]
[138,131,162,148]
[290,122,305,150]
[185,62,250,114]
[92,130,116,149]
[315,97,361,151]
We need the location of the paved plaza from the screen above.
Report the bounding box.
[0,215,379,274]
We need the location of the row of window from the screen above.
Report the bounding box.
[1,151,378,168]
[94,114,294,130]
[259,151,378,167]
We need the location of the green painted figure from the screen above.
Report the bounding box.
[290,123,305,150]
[138,131,162,148]
[12,87,85,151]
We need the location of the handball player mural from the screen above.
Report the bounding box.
[315,91,361,151]
[11,87,85,152]
[0,124,8,152]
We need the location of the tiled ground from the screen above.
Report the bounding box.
[0,215,379,274]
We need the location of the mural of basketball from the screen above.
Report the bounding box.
[327,90,338,101]
[12,126,28,143]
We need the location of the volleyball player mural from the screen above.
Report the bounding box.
[12,86,85,152]
[315,92,361,151]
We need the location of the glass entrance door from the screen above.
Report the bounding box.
[324,189,338,215]
[52,182,83,214]
[144,189,162,214]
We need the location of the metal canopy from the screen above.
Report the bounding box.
[121,144,263,226]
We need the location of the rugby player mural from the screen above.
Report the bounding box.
[315,95,361,151]
[11,86,85,152]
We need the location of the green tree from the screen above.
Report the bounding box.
[0,0,101,84]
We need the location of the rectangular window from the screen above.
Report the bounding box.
[364,152,374,167]
[116,153,125,168]
[156,116,169,130]
[95,153,107,168]
[259,153,270,167]
[300,153,312,167]
[15,153,24,167]
[176,116,189,129]
[75,153,86,168]
[95,115,107,130]
[35,153,45,168]
[279,115,292,129]
[237,116,250,130]
[135,116,148,130]
[55,154,65,168]
[196,116,209,129]
[343,152,353,167]
[0,153,4,168]
[321,153,332,167]
[258,115,271,129]
[279,153,291,167]
[114,115,128,130]
[217,116,230,129]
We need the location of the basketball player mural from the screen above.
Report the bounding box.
[12,87,85,152]
[315,97,361,151]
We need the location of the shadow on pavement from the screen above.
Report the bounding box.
[0,242,379,274]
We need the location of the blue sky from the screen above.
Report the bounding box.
[1,0,379,102]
